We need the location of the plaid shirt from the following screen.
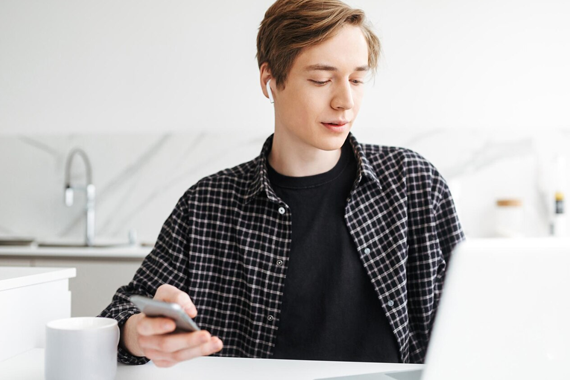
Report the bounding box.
[99,133,465,364]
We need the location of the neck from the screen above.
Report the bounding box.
[268,130,342,177]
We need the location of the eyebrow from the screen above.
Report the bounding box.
[304,64,369,72]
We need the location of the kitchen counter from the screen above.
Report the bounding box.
[0,244,151,259]
[2,237,569,260]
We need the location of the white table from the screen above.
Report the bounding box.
[1,349,423,380]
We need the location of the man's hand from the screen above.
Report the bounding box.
[122,284,223,367]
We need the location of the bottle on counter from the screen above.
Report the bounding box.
[495,199,524,238]
[549,154,567,237]
[551,191,566,237]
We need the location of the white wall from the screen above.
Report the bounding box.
[1,0,569,135]
[1,129,567,241]
[360,0,570,131]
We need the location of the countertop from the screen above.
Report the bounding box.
[0,266,76,291]
[0,244,151,259]
[1,237,570,260]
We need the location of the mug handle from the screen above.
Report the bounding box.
[114,324,120,347]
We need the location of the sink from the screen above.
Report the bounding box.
[0,238,35,247]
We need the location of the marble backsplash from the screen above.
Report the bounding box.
[0,128,568,244]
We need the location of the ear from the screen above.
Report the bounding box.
[259,62,273,101]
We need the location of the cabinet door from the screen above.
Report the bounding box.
[0,258,33,267]
[34,258,143,317]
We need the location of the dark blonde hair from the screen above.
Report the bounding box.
[256,0,380,89]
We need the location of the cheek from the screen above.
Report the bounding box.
[288,93,322,122]
[352,90,364,113]
[303,92,333,119]
[277,83,333,128]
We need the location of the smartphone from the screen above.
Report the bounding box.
[129,295,201,332]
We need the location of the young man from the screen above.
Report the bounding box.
[100,0,464,367]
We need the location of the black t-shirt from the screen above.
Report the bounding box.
[268,139,401,362]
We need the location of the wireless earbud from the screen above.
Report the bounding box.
[266,79,274,104]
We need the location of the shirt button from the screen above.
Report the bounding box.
[278,207,286,215]
[387,300,395,307]
[268,315,274,322]
[276,259,284,267]
[364,247,371,255]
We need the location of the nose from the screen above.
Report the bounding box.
[330,81,354,110]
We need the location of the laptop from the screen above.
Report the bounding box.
[317,238,570,380]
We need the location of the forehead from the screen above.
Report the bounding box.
[291,25,369,73]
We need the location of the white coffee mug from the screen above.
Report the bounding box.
[45,317,120,380]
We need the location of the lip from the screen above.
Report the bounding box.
[321,121,349,132]
[323,120,349,125]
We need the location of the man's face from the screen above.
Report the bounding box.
[273,25,370,152]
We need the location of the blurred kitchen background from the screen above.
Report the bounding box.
[1,0,569,316]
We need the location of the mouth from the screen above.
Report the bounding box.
[323,120,349,126]
[321,120,349,132]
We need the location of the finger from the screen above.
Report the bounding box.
[139,330,211,353]
[183,303,198,319]
[153,359,176,368]
[154,284,198,318]
[145,337,224,363]
[170,336,224,361]
[136,316,176,336]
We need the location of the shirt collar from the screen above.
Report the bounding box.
[244,132,381,204]
[346,132,381,188]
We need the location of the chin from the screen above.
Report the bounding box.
[313,130,350,151]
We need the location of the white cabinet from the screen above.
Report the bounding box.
[0,257,33,267]
[34,257,143,317]
[0,267,75,361]
[0,247,148,317]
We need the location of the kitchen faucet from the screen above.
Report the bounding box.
[64,149,95,246]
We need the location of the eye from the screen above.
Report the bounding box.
[351,79,364,85]
[309,80,329,86]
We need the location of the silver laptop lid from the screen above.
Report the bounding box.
[422,238,570,380]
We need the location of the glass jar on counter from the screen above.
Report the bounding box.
[495,199,524,238]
